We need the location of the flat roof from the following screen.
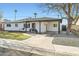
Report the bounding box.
[5,17,62,23]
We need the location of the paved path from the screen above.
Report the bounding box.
[0,32,79,56]
[23,34,79,56]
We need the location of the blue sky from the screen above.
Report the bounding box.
[0,3,60,20]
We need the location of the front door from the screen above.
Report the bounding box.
[32,23,35,29]
[62,25,67,31]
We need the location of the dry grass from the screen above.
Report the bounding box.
[0,31,31,40]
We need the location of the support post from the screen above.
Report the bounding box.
[58,21,60,34]
[25,22,27,32]
[39,21,41,34]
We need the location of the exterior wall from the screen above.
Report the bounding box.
[25,21,59,33]
[4,22,25,31]
[4,22,40,32]
[60,23,62,31]
[41,22,47,33]
[40,21,59,33]
[35,22,40,32]
[47,21,59,31]
[4,21,60,33]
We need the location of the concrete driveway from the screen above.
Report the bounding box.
[22,32,79,55]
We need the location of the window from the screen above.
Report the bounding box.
[53,24,57,27]
[7,24,11,27]
[24,23,30,28]
[24,24,26,28]
[27,24,30,28]
[15,24,18,27]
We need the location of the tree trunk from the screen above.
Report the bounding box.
[66,18,72,34]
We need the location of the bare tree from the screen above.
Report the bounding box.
[40,3,79,33]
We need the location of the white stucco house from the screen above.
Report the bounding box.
[4,17,62,34]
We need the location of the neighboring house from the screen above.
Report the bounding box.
[4,17,62,34]
[0,20,5,31]
[0,19,10,31]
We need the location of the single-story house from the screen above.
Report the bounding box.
[4,17,62,34]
